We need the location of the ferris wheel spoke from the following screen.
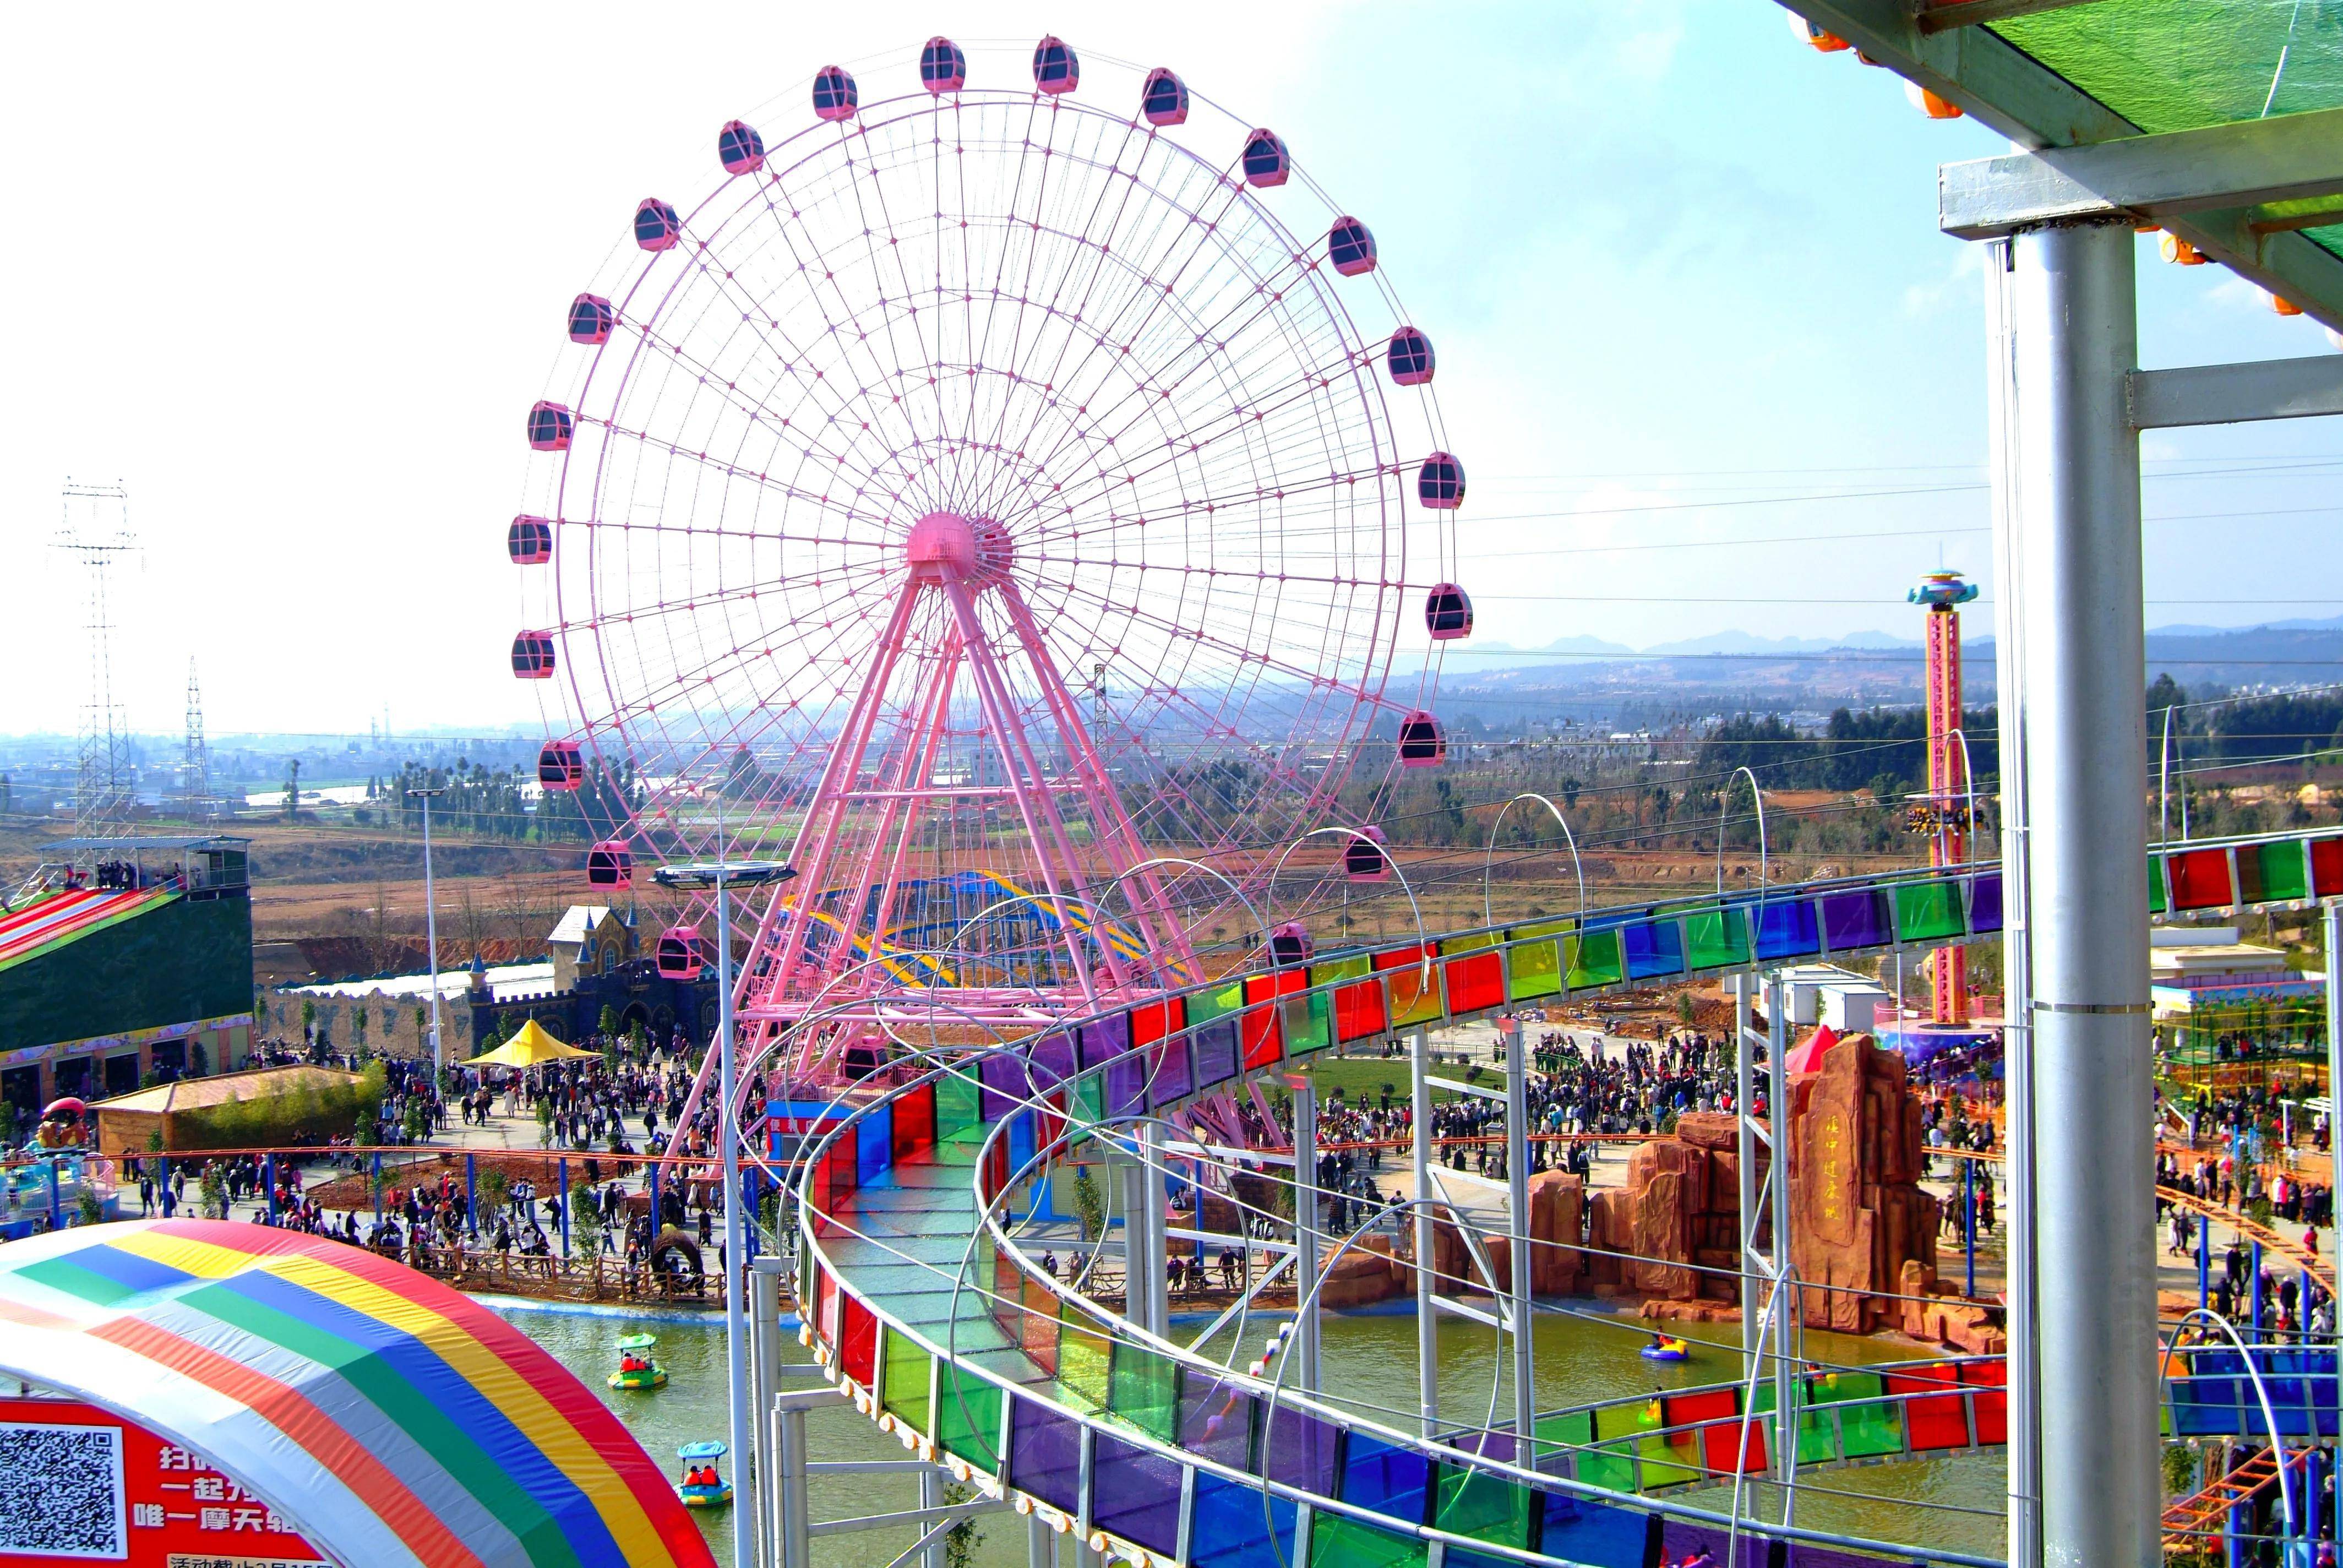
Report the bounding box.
[663,213,929,488]
[588,415,900,528]
[614,304,906,497]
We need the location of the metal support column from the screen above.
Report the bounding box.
[1991,217,2156,1568]
[1291,1075,1321,1395]
[1766,983,1796,1522]
[919,1467,946,1568]
[773,1401,810,1568]
[1735,974,1761,1371]
[1129,1125,1168,1339]
[1503,1017,1535,1446]
[750,1261,783,1568]
[1412,1025,1439,1436]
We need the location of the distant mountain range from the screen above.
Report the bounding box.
[1424,614,2343,722]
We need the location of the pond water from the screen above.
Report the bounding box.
[507,1300,2005,1566]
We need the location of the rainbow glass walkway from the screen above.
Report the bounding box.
[799,826,2342,1568]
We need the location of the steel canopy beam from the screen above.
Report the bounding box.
[2127,355,2343,428]
[1915,0,2096,35]
[1942,106,2343,238]
[1777,0,2343,330]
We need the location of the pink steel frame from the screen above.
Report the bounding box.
[731,512,1197,1077]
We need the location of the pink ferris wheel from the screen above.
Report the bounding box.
[510,39,1467,1066]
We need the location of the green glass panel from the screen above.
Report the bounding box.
[1107,1343,1178,1442]
[2149,855,2168,914]
[1189,979,1245,1025]
[1506,938,1563,999]
[1893,881,1965,944]
[882,1329,933,1438]
[936,1071,983,1144]
[1533,1408,1594,1474]
[1282,988,1335,1056]
[1684,906,1750,970]
[1069,1079,1105,1145]
[1565,929,1623,989]
[1309,1513,1427,1568]
[1748,1384,1833,1467]
[1314,953,1374,985]
[937,1363,1004,1472]
[1433,1466,1533,1547]
[1058,1315,1112,1414]
[2257,840,2311,903]
[1818,1371,1903,1460]
[1591,1398,1693,1491]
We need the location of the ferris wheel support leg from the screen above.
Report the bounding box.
[935,578,1116,1000]
[1988,218,2156,1568]
[994,581,1196,979]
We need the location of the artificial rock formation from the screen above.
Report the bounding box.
[1588,1110,1758,1311]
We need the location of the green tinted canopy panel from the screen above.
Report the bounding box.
[1894,880,1966,944]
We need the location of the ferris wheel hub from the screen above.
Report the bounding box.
[904,510,1011,585]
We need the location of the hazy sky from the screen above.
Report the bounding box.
[4,1,2337,738]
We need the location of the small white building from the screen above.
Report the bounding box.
[1765,963,1893,1033]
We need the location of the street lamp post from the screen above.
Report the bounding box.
[655,852,793,1568]
[405,786,446,1084]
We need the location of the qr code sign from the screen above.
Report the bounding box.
[0,1422,125,1559]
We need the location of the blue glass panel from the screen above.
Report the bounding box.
[1537,1491,1654,1568]
[1620,920,1685,981]
[1341,1434,1431,1526]
[1968,872,2003,935]
[1263,1406,1339,1496]
[1191,1472,1298,1568]
[1192,1020,1240,1091]
[856,1107,891,1184]
[1006,1112,1034,1184]
[1147,1038,1194,1109]
[1818,889,1891,951]
[1088,1430,1183,1556]
[1751,899,1819,961]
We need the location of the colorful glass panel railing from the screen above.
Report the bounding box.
[1503,919,1570,1001]
[1376,944,1443,1028]
[1893,880,1965,944]
[2167,846,2234,911]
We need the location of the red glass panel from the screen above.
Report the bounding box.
[1887,1365,1968,1450]
[2312,837,2343,899]
[2168,847,2235,911]
[1958,1358,2006,1445]
[1130,996,1184,1051]
[1445,951,1504,1015]
[815,1262,841,1349]
[1665,1389,1757,1476]
[1334,978,1387,1042]
[842,1295,879,1386]
[893,1082,937,1158]
[1242,972,1301,1069]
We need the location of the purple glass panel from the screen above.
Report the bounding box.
[1450,1429,1516,1464]
[1967,873,2003,935]
[1029,1031,1078,1095]
[1178,1368,1258,1472]
[1008,1396,1083,1515]
[1191,1020,1240,1090]
[1262,1405,1338,1496]
[1105,1053,1146,1118]
[1078,1011,1132,1069]
[979,1051,1029,1122]
[1818,889,1892,952]
[1088,1429,1183,1555]
[1147,1038,1194,1109]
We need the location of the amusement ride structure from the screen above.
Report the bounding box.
[495,27,2343,1568]
[514,39,1463,1096]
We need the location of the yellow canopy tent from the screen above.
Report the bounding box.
[465,1019,596,1068]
